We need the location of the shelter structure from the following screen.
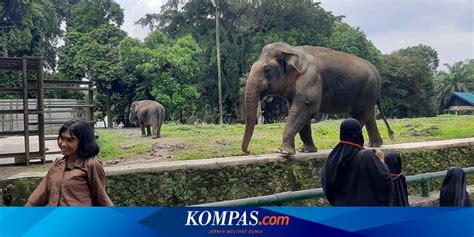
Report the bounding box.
[443,92,474,115]
[0,56,95,165]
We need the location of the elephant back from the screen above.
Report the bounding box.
[137,100,162,111]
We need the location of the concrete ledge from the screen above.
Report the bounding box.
[105,138,474,176]
[4,138,473,179]
[1,138,473,206]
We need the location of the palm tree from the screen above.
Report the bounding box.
[435,59,474,110]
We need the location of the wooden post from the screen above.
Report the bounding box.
[214,0,224,125]
[106,90,112,128]
[37,57,45,164]
[88,83,94,122]
[22,57,30,165]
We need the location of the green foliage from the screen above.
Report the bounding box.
[380,54,436,118]
[147,0,337,123]
[380,44,440,118]
[1,0,470,126]
[57,0,127,122]
[328,23,382,68]
[0,0,66,99]
[434,59,474,110]
[402,147,474,195]
[120,31,203,121]
[0,0,63,69]
[395,44,439,72]
[68,0,124,32]
[104,157,322,206]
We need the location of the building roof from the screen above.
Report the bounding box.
[452,92,474,106]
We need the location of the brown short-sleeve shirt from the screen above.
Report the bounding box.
[25,156,113,206]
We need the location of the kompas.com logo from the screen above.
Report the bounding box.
[185,210,290,226]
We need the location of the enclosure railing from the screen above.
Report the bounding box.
[194,167,474,207]
[0,56,44,165]
[0,56,95,165]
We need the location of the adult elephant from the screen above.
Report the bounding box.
[129,100,165,139]
[242,42,394,155]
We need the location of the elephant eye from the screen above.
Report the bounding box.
[263,65,273,78]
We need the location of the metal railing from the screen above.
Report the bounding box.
[195,167,474,207]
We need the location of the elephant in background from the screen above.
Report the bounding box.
[242,42,394,155]
[129,100,165,139]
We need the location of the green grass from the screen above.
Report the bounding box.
[96,114,474,161]
[96,131,153,161]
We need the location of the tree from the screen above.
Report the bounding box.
[120,31,202,122]
[379,44,441,118]
[0,0,66,98]
[0,0,63,68]
[146,33,202,122]
[379,54,436,118]
[328,22,381,68]
[57,0,126,126]
[395,44,439,72]
[435,59,474,110]
[140,0,337,123]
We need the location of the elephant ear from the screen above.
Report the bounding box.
[280,51,308,75]
[131,102,138,112]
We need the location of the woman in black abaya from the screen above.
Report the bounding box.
[384,153,409,206]
[321,118,391,206]
[439,167,471,206]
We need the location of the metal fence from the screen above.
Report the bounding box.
[194,167,474,206]
[0,99,86,134]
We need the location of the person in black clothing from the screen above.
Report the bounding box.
[440,167,471,206]
[321,118,391,206]
[384,153,409,206]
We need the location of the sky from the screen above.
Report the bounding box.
[115,0,474,71]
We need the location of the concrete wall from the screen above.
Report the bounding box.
[1,138,473,206]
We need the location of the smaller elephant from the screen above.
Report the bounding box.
[129,100,165,139]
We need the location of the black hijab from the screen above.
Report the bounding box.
[440,167,471,206]
[385,153,409,206]
[322,119,390,206]
[321,118,364,205]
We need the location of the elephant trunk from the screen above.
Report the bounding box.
[242,77,261,154]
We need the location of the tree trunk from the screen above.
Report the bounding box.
[106,90,112,129]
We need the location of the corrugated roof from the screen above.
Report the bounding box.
[453,92,474,105]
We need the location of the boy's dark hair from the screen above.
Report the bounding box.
[58,119,100,159]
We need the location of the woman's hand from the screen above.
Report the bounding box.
[374,149,385,163]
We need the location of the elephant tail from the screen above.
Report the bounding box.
[377,99,395,141]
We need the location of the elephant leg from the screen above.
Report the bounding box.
[140,123,146,137]
[157,122,162,138]
[151,124,159,139]
[365,110,383,147]
[281,104,317,155]
[352,108,383,147]
[146,126,152,136]
[298,122,317,153]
